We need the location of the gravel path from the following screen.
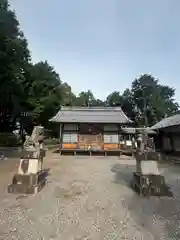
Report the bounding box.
[0,158,19,193]
[0,153,180,239]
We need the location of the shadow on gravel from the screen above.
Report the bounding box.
[43,168,51,177]
[111,163,135,188]
[14,168,51,200]
[124,190,180,239]
[111,163,180,239]
[52,149,60,154]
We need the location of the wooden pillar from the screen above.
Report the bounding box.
[77,123,80,149]
[160,132,163,152]
[169,133,174,153]
[59,124,62,141]
[118,125,121,149]
[60,124,64,149]
[158,131,163,152]
[103,123,105,150]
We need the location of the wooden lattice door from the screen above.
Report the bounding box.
[78,124,103,150]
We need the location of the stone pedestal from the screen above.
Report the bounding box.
[8,171,47,194]
[131,151,173,197]
[8,148,47,194]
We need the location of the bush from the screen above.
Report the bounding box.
[0,134,60,147]
[0,133,22,147]
[44,138,60,146]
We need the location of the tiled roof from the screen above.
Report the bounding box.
[151,114,180,130]
[50,106,133,124]
[121,127,156,134]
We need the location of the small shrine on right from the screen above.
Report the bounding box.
[131,129,173,197]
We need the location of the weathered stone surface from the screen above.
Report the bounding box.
[8,178,46,194]
[8,124,47,195]
[140,160,160,175]
[8,169,48,194]
[131,172,173,197]
[133,152,173,197]
[134,129,172,197]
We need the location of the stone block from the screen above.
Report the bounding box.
[8,171,47,194]
[131,172,173,197]
[8,170,47,194]
[140,160,160,175]
[8,179,46,194]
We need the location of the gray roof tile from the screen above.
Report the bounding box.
[50,106,133,124]
[151,114,180,130]
[121,127,156,134]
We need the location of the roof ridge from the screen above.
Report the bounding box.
[61,106,123,111]
[151,113,180,130]
[49,106,133,123]
[154,113,180,124]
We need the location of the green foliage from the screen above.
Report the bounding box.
[73,90,103,106]
[121,89,136,123]
[131,74,179,126]
[0,0,179,134]
[104,74,179,126]
[105,91,122,106]
[26,61,64,127]
[0,0,30,131]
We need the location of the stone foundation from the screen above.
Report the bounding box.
[132,150,173,197]
[8,170,47,194]
[131,172,173,197]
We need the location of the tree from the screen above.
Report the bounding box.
[131,74,179,126]
[74,90,95,106]
[1,1,179,133]
[94,99,104,106]
[26,61,64,127]
[121,88,136,122]
[60,82,76,106]
[73,90,104,106]
[105,90,137,122]
[0,0,30,132]
[105,91,122,106]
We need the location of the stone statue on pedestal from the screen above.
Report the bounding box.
[8,125,47,194]
[131,129,173,197]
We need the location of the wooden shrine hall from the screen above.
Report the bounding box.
[50,106,134,156]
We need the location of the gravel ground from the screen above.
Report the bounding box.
[0,153,180,240]
[0,158,19,193]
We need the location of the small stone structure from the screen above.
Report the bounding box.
[8,125,47,194]
[131,130,173,197]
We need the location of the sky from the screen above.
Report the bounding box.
[10,0,180,102]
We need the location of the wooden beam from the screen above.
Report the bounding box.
[60,124,64,149]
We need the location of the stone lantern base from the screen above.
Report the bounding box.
[131,172,173,197]
[8,169,47,195]
[131,151,173,197]
[8,149,47,194]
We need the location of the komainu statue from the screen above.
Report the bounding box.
[131,129,173,197]
[8,125,47,194]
